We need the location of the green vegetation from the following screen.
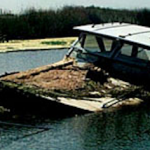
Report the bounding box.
[0,6,149,40]
[41,41,67,45]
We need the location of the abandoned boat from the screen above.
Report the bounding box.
[1,22,150,113]
[68,22,150,84]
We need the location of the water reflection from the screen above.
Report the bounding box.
[1,106,150,150]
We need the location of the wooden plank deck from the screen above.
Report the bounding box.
[41,95,143,112]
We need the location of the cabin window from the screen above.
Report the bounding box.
[119,44,133,56]
[83,35,100,53]
[137,48,150,61]
[103,38,113,52]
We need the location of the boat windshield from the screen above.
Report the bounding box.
[68,33,114,62]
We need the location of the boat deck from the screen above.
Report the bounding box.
[0,58,144,112]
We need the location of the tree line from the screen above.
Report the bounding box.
[0,6,149,40]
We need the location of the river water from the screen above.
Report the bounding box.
[0,49,68,75]
[1,49,150,150]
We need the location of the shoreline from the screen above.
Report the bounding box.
[0,37,77,53]
[0,47,69,53]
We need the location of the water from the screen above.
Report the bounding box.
[1,49,150,150]
[0,49,68,75]
[1,107,150,150]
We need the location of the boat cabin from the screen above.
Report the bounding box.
[67,23,150,84]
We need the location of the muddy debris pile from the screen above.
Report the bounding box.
[0,59,148,103]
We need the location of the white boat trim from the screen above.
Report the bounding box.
[74,22,150,49]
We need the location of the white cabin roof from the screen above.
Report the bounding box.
[74,23,150,48]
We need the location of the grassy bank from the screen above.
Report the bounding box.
[0,37,77,52]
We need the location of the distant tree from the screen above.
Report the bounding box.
[0,6,149,40]
[137,9,150,27]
